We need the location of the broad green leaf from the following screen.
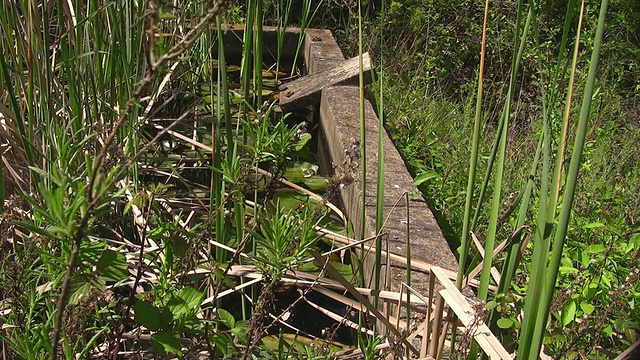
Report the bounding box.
[210,334,233,356]
[298,260,355,283]
[217,308,235,329]
[123,201,132,215]
[579,251,591,269]
[562,301,577,326]
[583,222,605,229]
[129,192,148,210]
[97,249,129,282]
[293,133,312,152]
[259,333,350,353]
[485,300,498,310]
[78,240,107,265]
[151,331,183,357]
[412,170,439,186]
[302,176,329,190]
[284,161,319,182]
[230,321,248,339]
[558,262,577,275]
[583,282,599,299]
[626,233,640,253]
[624,241,634,254]
[67,274,97,306]
[168,235,189,259]
[497,318,514,329]
[271,190,318,211]
[601,272,612,288]
[580,302,595,315]
[134,301,165,331]
[328,260,356,283]
[167,288,204,319]
[317,217,348,237]
[560,256,574,270]
[227,90,243,105]
[587,244,606,253]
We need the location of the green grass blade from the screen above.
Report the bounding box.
[373,0,386,309]
[357,0,367,290]
[529,1,609,357]
[457,0,490,289]
[497,134,543,295]
[242,0,256,116]
[478,0,532,301]
[517,67,551,360]
[254,0,263,106]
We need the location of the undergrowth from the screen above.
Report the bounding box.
[2,0,639,358]
[312,0,640,356]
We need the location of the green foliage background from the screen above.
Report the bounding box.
[310,0,640,357]
[1,0,638,358]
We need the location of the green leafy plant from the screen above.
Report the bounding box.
[348,0,639,357]
[250,203,323,277]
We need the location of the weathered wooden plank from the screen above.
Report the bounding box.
[279,53,371,111]
[431,267,513,360]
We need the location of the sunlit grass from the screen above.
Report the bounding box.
[3,0,637,357]
[382,0,638,357]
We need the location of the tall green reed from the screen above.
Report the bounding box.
[291,0,323,77]
[214,15,234,258]
[457,0,609,357]
[520,1,608,357]
[254,0,264,106]
[1,1,230,357]
[453,0,490,354]
[373,0,386,310]
[357,0,367,292]
[275,0,293,81]
[242,0,256,122]
[457,0,491,291]
[477,1,531,303]
[0,1,145,356]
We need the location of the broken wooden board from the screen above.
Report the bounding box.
[278,52,371,111]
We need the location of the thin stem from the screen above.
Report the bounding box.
[458,0,490,289]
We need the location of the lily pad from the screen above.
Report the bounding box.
[284,161,329,190]
[270,189,318,211]
[317,216,349,237]
[259,333,351,354]
[298,259,355,284]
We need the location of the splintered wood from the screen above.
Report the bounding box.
[278,53,372,111]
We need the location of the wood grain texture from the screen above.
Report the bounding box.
[279,53,371,111]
